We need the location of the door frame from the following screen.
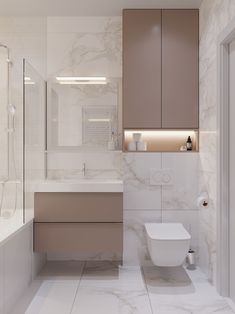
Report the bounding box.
[217,16,235,296]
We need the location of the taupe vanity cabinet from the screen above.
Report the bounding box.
[34,192,123,255]
[123,9,199,129]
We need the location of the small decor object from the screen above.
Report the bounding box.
[132,133,142,142]
[108,131,116,150]
[137,141,147,151]
[186,136,193,151]
[186,249,196,270]
[128,141,137,151]
[197,194,209,209]
[131,132,147,151]
[180,145,187,152]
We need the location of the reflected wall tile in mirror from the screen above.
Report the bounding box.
[47,17,122,78]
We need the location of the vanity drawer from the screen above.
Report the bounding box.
[34,192,123,222]
[34,222,123,253]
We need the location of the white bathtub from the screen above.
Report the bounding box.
[0,210,24,245]
[0,216,45,314]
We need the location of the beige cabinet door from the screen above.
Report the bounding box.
[123,9,162,129]
[162,9,199,128]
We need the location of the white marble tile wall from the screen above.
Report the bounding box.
[123,153,162,211]
[162,153,199,211]
[199,0,235,283]
[46,151,122,180]
[122,152,199,266]
[45,16,200,266]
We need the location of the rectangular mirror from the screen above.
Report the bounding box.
[47,76,122,152]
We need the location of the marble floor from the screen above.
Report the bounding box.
[11,261,235,314]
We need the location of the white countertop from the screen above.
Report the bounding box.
[30,179,123,193]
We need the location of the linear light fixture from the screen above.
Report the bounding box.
[59,81,107,85]
[24,76,36,84]
[56,76,107,81]
[88,118,110,122]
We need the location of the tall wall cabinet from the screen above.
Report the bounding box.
[123,9,199,131]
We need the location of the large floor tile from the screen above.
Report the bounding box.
[143,266,234,314]
[10,261,234,314]
[10,261,84,314]
[37,261,84,280]
[71,285,152,314]
[80,261,147,289]
[71,262,152,314]
[23,280,79,314]
[151,299,234,314]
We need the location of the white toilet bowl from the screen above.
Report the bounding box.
[145,223,191,267]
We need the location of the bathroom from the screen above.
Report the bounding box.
[0,0,235,313]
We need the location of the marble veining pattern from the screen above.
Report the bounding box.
[11,261,234,314]
[45,15,201,268]
[47,17,122,78]
[199,0,235,283]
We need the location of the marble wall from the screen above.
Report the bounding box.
[199,0,235,284]
[0,16,201,267]
[123,152,199,266]
[45,16,200,265]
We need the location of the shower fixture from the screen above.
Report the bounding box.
[0,43,18,219]
[8,104,16,116]
[0,43,10,62]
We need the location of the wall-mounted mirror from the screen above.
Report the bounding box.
[47,76,122,152]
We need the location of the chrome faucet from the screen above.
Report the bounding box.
[82,163,86,177]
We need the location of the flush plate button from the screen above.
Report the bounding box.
[150,169,174,186]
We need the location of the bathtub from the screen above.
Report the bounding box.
[0,214,45,313]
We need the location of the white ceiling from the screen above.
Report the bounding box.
[0,0,203,16]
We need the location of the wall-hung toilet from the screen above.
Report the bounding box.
[145,223,191,267]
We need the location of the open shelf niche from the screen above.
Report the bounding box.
[123,129,199,152]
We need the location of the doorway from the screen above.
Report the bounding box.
[218,17,235,299]
[229,38,235,303]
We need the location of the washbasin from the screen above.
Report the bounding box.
[31,178,123,193]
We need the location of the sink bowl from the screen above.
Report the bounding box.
[31,179,123,193]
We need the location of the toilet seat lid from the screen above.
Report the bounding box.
[145,223,191,240]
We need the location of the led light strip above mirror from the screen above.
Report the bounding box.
[56,76,107,85]
[24,76,35,85]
